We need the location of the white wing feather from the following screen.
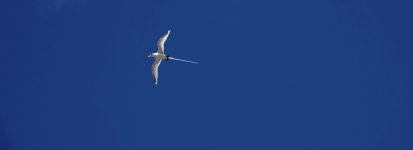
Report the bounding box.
[151,58,162,85]
[157,30,170,54]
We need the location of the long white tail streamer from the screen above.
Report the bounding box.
[169,57,199,64]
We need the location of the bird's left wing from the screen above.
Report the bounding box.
[151,58,162,85]
[157,30,170,54]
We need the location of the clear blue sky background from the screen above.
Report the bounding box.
[1,0,413,149]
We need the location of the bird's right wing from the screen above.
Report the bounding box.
[151,58,162,85]
[157,30,170,54]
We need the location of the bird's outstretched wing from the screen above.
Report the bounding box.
[157,30,170,54]
[151,58,162,85]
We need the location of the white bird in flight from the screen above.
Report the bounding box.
[148,30,198,85]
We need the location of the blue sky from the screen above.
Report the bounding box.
[1,0,413,150]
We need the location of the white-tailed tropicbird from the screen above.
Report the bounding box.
[148,30,198,85]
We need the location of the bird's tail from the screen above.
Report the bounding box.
[168,57,198,64]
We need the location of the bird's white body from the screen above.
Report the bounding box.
[150,52,168,60]
[148,30,198,85]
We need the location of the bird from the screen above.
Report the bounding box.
[148,30,198,85]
